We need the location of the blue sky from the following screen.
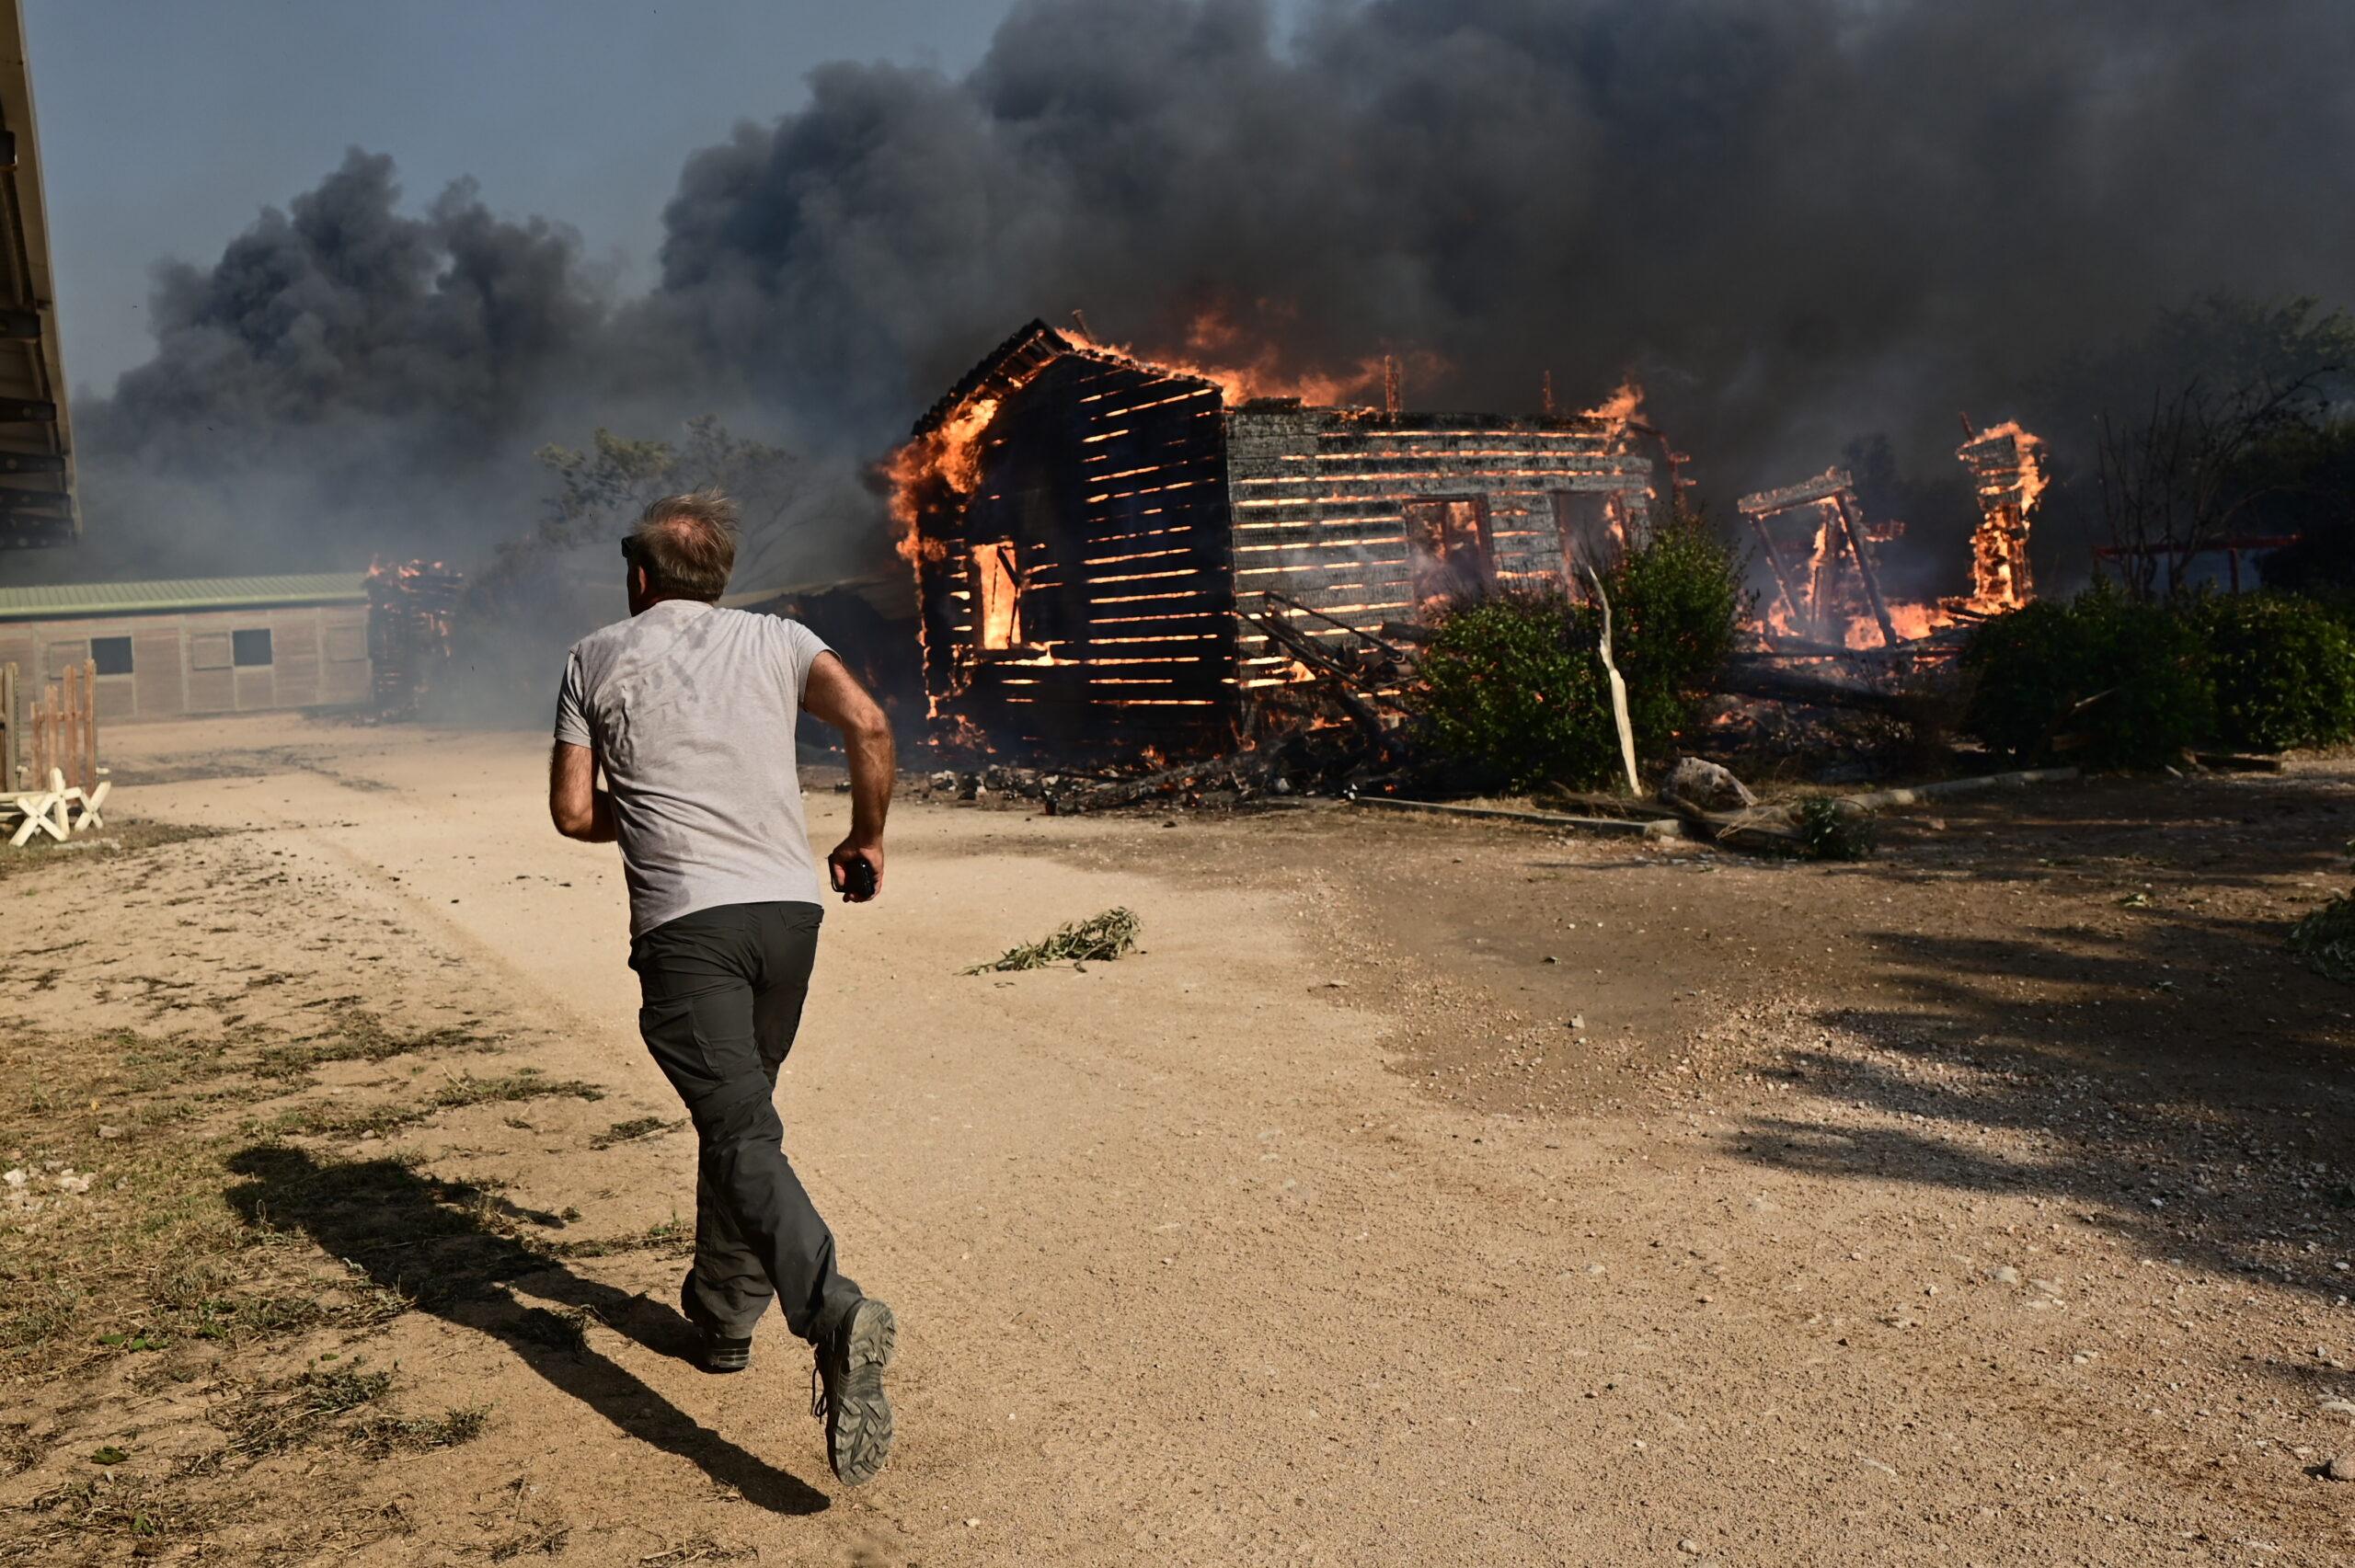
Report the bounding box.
[27,1,1019,395]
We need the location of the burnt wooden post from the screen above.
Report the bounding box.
[1746,513,1804,630]
[1830,493,1901,647]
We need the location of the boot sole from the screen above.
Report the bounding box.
[827,1299,897,1486]
[679,1277,753,1373]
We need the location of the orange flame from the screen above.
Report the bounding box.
[1066,313,1395,408]
[884,318,1440,570]
[887,395,1000,567]
[1950,419,2046,616]
[1581,376,1645,426]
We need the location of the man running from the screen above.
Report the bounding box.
[547,489,899,1486]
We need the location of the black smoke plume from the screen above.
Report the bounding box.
[41,0,2355,595]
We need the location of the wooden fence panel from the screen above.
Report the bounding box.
[20,656,98,793]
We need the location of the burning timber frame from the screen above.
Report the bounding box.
[1947,421,2043,616]
[899,321,1680,755]
[1736,468,1899,648]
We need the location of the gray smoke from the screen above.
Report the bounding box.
[49,0,2355,589]
[59,150,611,581]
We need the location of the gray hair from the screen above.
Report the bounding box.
[627,489,739,601]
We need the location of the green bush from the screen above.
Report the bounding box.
[1411,589,1617,792]
[2182,592,2355,750]
[1603,510,1751,744]
[1793,797,1877,861]
[1409,518,1748,792]
[1959,582,2212,768]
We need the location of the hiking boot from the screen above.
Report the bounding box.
[810,1297,896,1485]
[678,1276,753,1374]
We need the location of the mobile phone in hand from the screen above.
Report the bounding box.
[843,858,877,898]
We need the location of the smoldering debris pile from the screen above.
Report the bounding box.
[914,603,1422,814]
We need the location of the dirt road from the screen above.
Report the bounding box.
[4,714,2352,1564]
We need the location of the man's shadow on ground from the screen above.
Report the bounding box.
[224,1143,829,1516]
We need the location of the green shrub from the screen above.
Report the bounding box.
[1411,589,1617,792]
[1959,582,2212,769]
[1603,509,1751,744]
[1409,518,1748,792]
[2181,592,2355,750]
[1793,797,1876,860]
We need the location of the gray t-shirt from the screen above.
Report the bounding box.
[555,601,832,936]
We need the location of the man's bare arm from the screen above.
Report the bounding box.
[802,651,893,901]
[548,741,617,842]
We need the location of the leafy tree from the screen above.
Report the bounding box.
[530,414,806,586]
[439,416,809,722]
[2251,417,2355,594]
[2093,372,2338,601]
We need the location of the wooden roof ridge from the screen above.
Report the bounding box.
[909,319,1221,439]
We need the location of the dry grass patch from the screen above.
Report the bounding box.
[201,1359,486,1466]
[253,1005,500,1081]
[0,822,224,886]
[247,1066,605,1142]
[7,1472,224,1562]
[588,1114,681,1150]
[639,1538,757,1565]
[0,1024,427,1386]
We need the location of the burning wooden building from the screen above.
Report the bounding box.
[892,321,1680,755]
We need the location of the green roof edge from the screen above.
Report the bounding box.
[0,573,372,623]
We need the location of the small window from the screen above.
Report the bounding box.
[232,628,273,667]
[89,635,133,676]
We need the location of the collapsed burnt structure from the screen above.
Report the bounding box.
[893,322,1680,756]
[1737,418,2052,653]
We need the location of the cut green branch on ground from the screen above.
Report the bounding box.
[964,908,1141,973]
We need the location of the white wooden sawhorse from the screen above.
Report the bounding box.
[4,769,109,847]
